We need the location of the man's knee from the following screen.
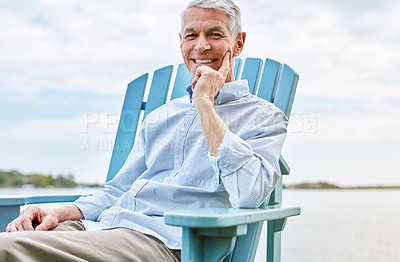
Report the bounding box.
[0,232,25,260]
[0,231,53,261]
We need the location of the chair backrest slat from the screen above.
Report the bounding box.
[240,58,263,94]
[257,59,283,103]
[233,57,243,80]
[273,64,299,116]
[170,63,192,100]
[106,73,148,182]
[143,65,173,117]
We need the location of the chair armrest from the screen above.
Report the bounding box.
[25,194,82,204]
[164,203,300,262]
[0,194,82,206]
[164,202,300,228]
[0,194,83,232]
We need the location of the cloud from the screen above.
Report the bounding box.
[1,0,399,101]
[0,0,184,95]
[241,0,400,103]
[0,118,81,143]
[0,114,120,184]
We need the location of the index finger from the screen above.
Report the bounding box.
[6,219,17,232]
[218,52,231,78]
[21,217,35,231]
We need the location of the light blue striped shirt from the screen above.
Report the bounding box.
[74,80,288,249]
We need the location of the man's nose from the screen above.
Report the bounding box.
[194,35,211,53]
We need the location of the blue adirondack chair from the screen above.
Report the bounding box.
[0,57,300,262]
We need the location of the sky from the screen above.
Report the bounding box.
[0,0,399,186]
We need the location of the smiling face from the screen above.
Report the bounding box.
[180,7,245,83]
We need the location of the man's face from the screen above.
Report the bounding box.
[180,7,245,83]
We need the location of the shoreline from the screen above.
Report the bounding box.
[283,182,400,190]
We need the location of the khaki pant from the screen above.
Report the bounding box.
[0,221,180,262]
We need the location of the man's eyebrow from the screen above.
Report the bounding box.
[208,26,230,36]
[208,26,226,32]
[183,26,229,35]
[183,27,197,34]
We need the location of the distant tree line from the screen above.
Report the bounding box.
[284,182,341,189]
[0,170,77,188]
[283,181,400,189]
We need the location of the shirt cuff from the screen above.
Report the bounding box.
[207,152,221,184]
[73,194,107,221]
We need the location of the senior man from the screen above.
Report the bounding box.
[1,0,288,261]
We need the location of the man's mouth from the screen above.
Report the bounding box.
[193,59,216,64]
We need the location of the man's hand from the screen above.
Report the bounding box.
[192,52,231,105]
[6,206,59,232]
[6,205,84,233]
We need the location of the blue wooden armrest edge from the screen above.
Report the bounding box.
[164,202,300,228]
[0,194,84,206]
[26,194,83,204]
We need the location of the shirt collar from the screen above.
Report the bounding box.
[186,79,249,105]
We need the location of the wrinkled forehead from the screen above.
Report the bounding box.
[182,7,231,34]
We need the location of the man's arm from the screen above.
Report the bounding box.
[192,52,231,156]
[6,205,83,232]
[192,52,287,208]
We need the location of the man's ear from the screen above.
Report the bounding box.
[233,32,246,57]
[179,33,183,50]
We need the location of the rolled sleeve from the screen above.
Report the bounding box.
[74,193,111,221]
[210,111,288,208]
[217,131,253,175]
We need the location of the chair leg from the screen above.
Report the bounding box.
[266,178,284,262]
[266,223,282,262]
[181,225,247,262]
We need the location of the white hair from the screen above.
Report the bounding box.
[180,0,242,39]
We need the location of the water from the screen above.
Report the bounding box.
[0,187,102,197]
[1,188,399,261]
[255,189,400,262]
[0,187,102,209]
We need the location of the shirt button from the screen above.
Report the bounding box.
[180,127,186,132]
[175,159,181,164]
[217,100,222,105]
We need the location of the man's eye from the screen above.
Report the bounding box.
[184,34,196,39]
[211,33,223,38]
